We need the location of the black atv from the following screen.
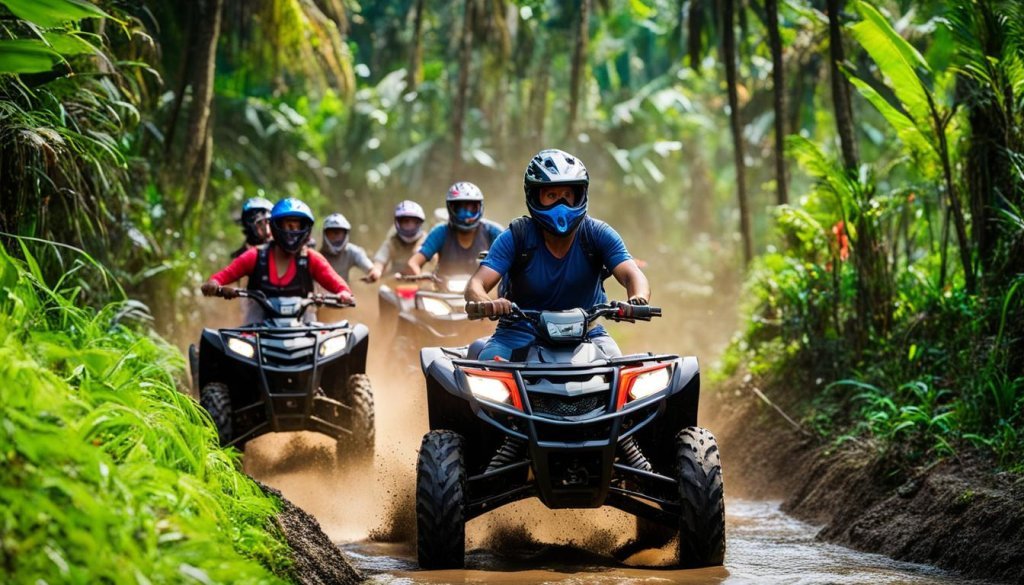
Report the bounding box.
[415,302,725,569]
[191,288,374,466]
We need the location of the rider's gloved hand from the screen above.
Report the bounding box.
[628,295,649,306]
[200,280,220,297]
[338,290,355,305]
[364,266,382,283]
[220,286,240,299]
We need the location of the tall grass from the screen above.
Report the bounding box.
[0,244,293,583]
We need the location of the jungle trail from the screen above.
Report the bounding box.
[1,0,1022,584]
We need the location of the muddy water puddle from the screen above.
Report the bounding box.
[337,500,981,585]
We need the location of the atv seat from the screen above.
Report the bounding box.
[467,336,490,360]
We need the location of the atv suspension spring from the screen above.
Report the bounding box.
[618,436,652,472]
[486,437,526,472]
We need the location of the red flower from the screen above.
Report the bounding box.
[832,221,850,262]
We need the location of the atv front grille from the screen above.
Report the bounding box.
[529,392,609,418]
[523,373,612,420]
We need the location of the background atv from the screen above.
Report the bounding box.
[415,302,724,569]
[378,272,494,364]
[191,288,374,468]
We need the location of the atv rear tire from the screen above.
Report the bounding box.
[335,374,375,468]
[676,426,726,568]
[200,383,233,447]
[416,430,466,569]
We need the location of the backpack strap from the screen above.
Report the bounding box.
[295,248,313,294]
[248,245,271,291]
[577,217,612,281]
[501,216,537,299]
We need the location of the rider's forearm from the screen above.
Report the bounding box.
[465,279,491,303]
[623,268,651,302]
[406,253,426,275]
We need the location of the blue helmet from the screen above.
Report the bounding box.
[524,149,589,235]
[270,198,315,253]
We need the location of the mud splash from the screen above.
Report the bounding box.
[343,500,982,585]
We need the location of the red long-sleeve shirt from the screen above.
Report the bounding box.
[209,247,352,295]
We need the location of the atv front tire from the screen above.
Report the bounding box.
[676,426,726,568]
[335,374,375,468]
[416,430,467,569]
[200,383,233,447]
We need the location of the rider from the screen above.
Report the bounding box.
[464,149,650,360]
[406,182,503,278]
[371,200,427,277]
[201,198,354,323]
[232,196,274,258]
[320,212,377,283]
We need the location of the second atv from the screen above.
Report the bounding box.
[192,288,374,467]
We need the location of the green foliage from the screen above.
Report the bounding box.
[0,244,292,583]
[0,0,110,29]
[727,0,1024,472]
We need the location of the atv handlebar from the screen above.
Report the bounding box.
[215,287,355,311]
[393,273,443,284]
[466,301,661,323]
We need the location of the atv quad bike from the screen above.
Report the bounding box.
[378,272,494,360]
[191,288,374,467]
[415,302,724,569]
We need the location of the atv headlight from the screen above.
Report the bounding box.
[319,334,348,357]
[617,363,672,408]
[419,296,453,316]
[629,367,671,400]
[227,337,255,359]
[462,368,522,409]
[446,278,469,294]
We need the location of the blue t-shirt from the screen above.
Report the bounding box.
[482,218,631,319]
[418,221,504,259]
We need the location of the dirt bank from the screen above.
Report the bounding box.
[706,373,1024,584]
[260,483,362,585]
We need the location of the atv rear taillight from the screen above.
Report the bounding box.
[396,285,419,300]
[462,368,523,410]
[616,363,672,409]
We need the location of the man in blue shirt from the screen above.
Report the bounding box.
[465,149,650,360]
[407,181,504,278]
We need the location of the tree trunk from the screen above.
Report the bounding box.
[528,43,551,145]
[826,0,858,170]
[722,0,753,266]
[408,0,426,91]
[766,0,788,206]
[567,0,591,139]
[178,0,223,223]
[936,113,976,293]
[687,0,703,71]
[451,0,475,179]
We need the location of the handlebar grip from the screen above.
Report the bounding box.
[615,303,661,320]
[466,301,486,320]
[630,305,660,319]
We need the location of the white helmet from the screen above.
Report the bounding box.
[394,200,426,243]
[322,212,351,254]
[446,181,484,231]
